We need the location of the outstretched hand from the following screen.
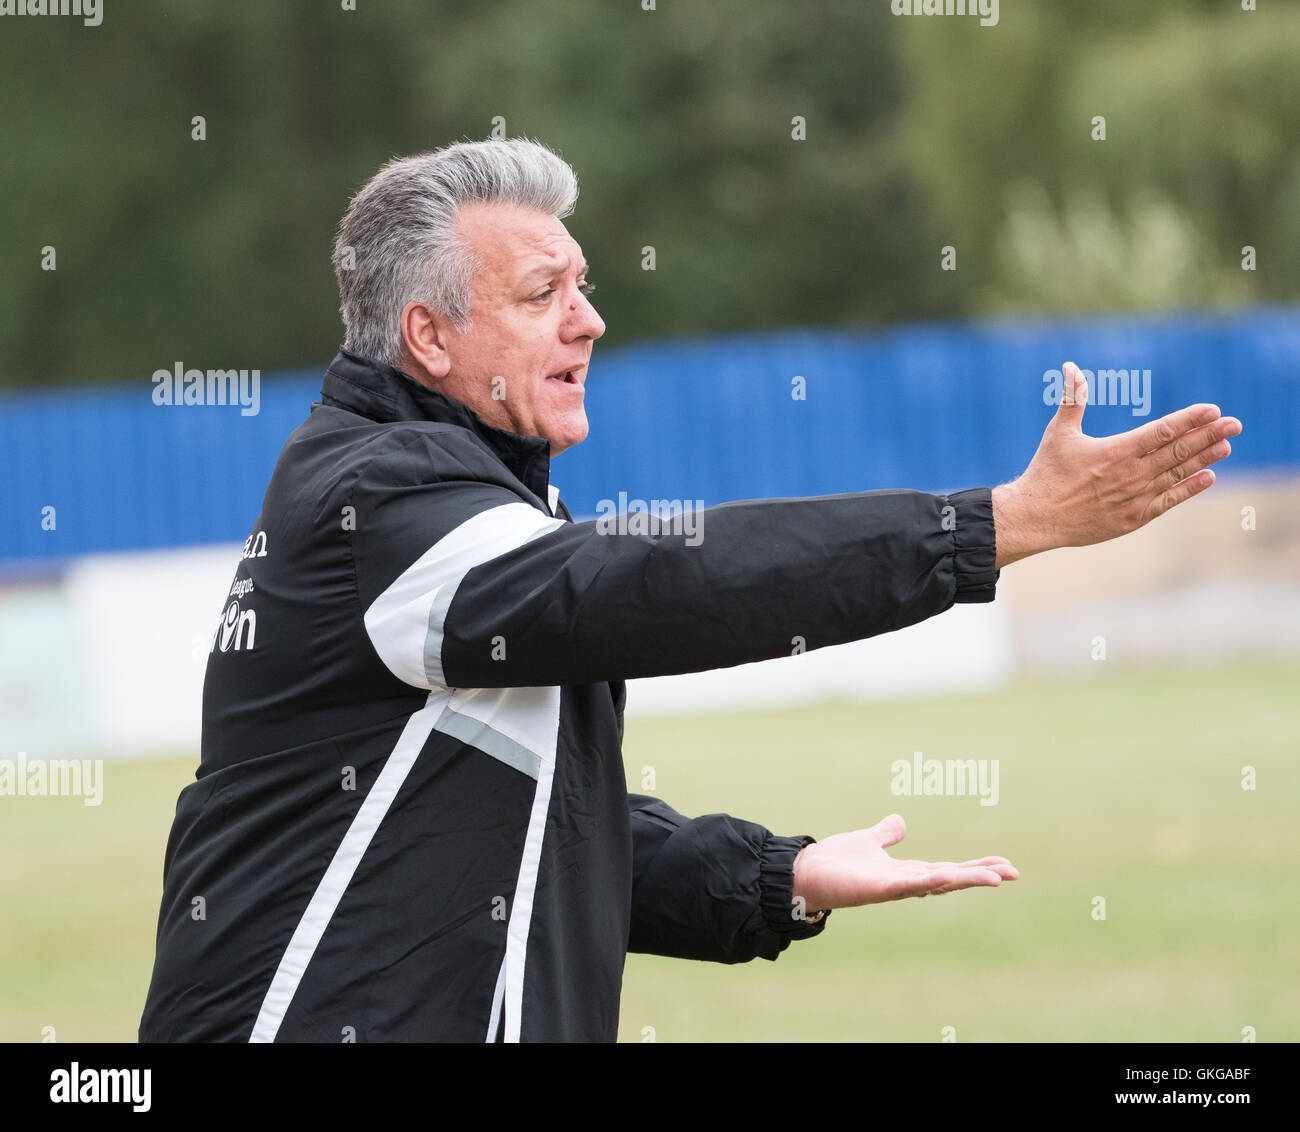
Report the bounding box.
[993,361,1242,567]
[791,814,1018,913]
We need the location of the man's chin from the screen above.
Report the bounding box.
[546,415,589,457]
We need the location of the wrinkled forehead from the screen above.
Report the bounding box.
[457,201,585,285]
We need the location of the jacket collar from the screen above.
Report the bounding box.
[320,348,552,506]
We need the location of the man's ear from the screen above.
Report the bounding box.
[399,299,453,386]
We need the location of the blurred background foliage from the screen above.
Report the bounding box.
[0,0,1295,389]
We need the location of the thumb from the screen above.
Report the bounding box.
[868,813,907,849]
[1053,361,1088,432]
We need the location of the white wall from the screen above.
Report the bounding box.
[1,545,240,761]
[1,544,1014,760]
[624,601,1012,718]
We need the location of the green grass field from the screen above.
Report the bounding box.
[3,660,1296,1043]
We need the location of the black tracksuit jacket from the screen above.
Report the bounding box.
[139,349,1000,1042]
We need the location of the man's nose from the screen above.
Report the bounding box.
[567,294,605,341]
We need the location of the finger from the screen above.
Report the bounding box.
[890,865,1000,901]
[922,860,1018,881]
[1143,416,1241,479]
[891,867,960,899]
[895,858,1018,883]
[1053,362,1088,431]
[883,864,958,898]
[1149,436,1232,495]
[958,857,1019,879]
[923,867,1008,895]
[910,856,1015,870]
[1127,403,1222,458]
[1142,468,1216,524]
[869,813,907,849]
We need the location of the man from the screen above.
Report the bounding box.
[140,138,1240,1043]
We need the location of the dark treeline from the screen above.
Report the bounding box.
[0,0,1294,389]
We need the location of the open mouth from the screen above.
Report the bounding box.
[546,369,582,386]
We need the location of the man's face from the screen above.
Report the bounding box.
[413,201,605,456]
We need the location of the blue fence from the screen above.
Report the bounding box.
[3,307,1298,569]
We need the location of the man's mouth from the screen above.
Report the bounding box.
[546,368,584,387]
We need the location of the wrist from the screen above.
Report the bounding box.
[773,837,830,933]
[992,481,1046,568]
[791,843,828,920]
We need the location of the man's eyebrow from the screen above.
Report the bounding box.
[518,257,590,286]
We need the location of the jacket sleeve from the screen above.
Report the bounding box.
[350,428,999,691]
[627,793,829,963]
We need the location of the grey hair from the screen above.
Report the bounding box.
[331,137,580,368]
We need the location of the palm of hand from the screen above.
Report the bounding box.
[792,814,1018,912]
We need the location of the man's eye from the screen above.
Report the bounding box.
[530,281,595,304]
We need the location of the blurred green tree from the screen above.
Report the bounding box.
[0,0,1294,389]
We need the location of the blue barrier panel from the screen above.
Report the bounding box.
[2,307,1297,566]
[555,306,1300,514]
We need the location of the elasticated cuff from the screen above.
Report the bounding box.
[946,487,1000,603]
[758,833,831,944]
